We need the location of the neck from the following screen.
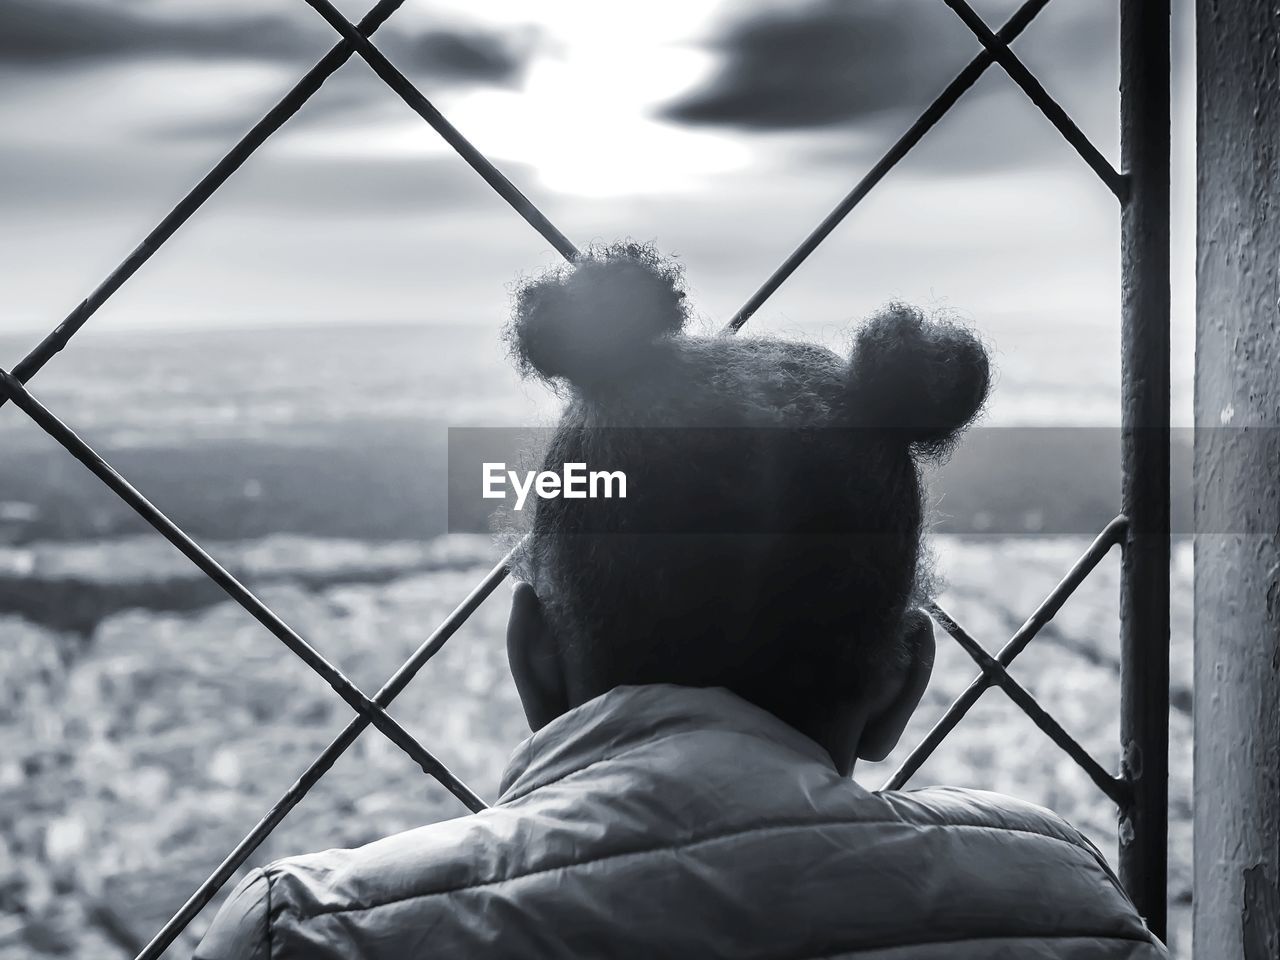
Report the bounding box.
[751,696,868,778]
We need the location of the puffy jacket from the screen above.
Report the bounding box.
[196,684,1167,959]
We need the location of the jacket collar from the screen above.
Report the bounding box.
[498,683,835,803]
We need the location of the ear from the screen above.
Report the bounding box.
[507,581,571,731]
[857,609,936,763]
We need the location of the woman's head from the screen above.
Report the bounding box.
[503,243,990,761]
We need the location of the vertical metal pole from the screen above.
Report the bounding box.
[1118,0,1171,940]
[1194,3,1280,957]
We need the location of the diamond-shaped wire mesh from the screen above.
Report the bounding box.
[0,0,1169,955]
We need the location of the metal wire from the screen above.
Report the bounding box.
[134,549,517,960]
[0,366,486,819]
[723,0,1053,333]
[0,0,1170,949]
[883,516,1128,790]
[0,0,409,409]
[298,0,579,262]
[926,602,1130,807]
[940,0,1126,199]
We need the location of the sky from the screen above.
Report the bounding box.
[0,0,1195,419]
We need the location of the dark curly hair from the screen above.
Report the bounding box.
[504,241,990,724]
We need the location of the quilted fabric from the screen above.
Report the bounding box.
[196,684,1167,959]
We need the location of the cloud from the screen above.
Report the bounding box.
[146,84,384,144]
[0,1,545,151]
[0,0,540,87]
[388,27,539,87]
[661,0,968,131]
[217,152,541,219]
[661,0,1113,135]
[0,138,531,219]
[0,0,316,65]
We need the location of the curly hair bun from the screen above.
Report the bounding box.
[847,303,991,457]
[507,242,689,392]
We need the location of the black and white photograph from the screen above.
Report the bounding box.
[0,1,1274,958]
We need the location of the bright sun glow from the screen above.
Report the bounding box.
[448,52,749,197]
[280,0,749,197]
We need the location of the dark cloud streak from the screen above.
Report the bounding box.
[0,0,318,64]
[0,0,538,87]
[391,27,537,86]
[662,1,968,131]
[661,0,1112,135]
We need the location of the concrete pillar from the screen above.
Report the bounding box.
[1194,2,1280,957]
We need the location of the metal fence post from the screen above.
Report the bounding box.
[1118,0,1172,940]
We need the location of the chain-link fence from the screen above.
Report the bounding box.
[0,1,1172,954]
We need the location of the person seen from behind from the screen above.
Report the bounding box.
[197,243,1168,959]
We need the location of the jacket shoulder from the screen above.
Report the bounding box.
[193,868,272,960]
[881,787,1151,918]
[879,785,1112,863]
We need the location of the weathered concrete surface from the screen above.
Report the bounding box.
[1195,2,1280,957]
